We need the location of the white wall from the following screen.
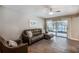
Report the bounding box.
[0,6,44,40]
[28,17,44,32]
[70,16,79,41]
[57,15,79,41]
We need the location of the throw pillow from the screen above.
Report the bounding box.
[27,31,32,38]
[8,40,18,47]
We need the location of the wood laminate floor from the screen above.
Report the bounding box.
[28,36,79,53]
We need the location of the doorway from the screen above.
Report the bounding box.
[46,20,68,38]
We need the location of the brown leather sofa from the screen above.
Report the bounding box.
[21,29,44,45]
[0,36,28,53]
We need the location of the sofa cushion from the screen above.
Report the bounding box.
[32,29,42,36]
[15,39,22,45]
[31,34,43,41]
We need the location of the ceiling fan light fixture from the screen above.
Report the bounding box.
[49,11,54,15]
[48,7,54,15]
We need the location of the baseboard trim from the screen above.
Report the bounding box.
[69,37,79,41]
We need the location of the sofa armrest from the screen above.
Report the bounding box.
[22,32,30,44]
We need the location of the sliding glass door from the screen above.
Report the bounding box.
[47,20,56,36]
[46,20,68,38]
[56,20,68,37]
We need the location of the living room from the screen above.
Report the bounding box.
[0,5,79,53]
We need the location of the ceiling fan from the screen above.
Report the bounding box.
[44,5,61,15]
[49,7,61,15]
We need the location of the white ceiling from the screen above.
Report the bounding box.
[2,5,79,18]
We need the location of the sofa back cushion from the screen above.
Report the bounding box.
[32,29,42,36]
[23,29,42,37]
